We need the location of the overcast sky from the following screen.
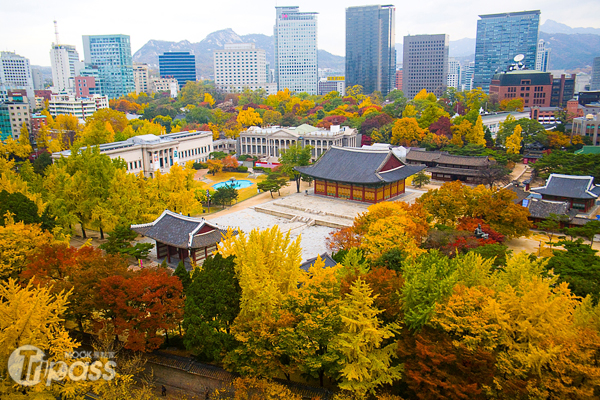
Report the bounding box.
[2,0,600,66]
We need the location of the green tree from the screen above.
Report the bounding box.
[280,142,313,193]
[278,258,342,386]
[184,254,241,361]
[257,174,288,198]
[411,171,430,188]
[330,278,402,397]
[174,261,191,293]
[212,185,238,206]
[546,239,600,303]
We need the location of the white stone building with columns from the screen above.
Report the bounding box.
[52,130,213,178]
[239,124,359,161]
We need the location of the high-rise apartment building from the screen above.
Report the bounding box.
[447,58,461,90]
[158,52,197,89]
[402,34,449,99]
[473,10,540,93]
[274,6,318,95]
[535,39,550,72]
[0,51,35,106]
[592,57,600,91]
[50,44,83,92]
[345,5,395,96]
[82,34,134,99]
[213,43,277,95]
[133,64,150,95]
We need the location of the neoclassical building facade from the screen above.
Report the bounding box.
[239,124,359,161]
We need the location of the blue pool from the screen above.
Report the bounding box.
[212,180,254,190]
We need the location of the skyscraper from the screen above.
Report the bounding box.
[0,51,35,106]
[473,10,540,93]
[535,39,550,72]
[50,44,83,92]
[345,5,395,96]
[158,52,197,89]
[591,57,600,91]
[82,34,134,99]
[274,6,318,95]
[402,34,449,99]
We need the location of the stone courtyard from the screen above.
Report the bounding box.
[209,187,427,261]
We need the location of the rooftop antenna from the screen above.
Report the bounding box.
[54,20,60,45]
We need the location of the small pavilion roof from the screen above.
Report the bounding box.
[131,210,230,249]
[531,174,600,200]
[295,146,425,185]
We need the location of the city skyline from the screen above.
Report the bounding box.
[2,0,599,66]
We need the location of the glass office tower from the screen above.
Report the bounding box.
[82,34,134,99]
[473,10,540,93]
[159,52,197,89]
[345,5,396,96]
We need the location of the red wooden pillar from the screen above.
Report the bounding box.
[336,181,339,197]
[362,185,365,202]
[324,181,328,198]
[167,245,171,264]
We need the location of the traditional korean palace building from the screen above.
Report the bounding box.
[131,210,233,265]
[531,174,600,212]
[406,149,492,183]
[295,147,424,203]
[239,124,359,161]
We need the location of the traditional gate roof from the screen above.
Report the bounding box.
[531,174,600,200]
[295,146,425,185]
[131,210,230,249]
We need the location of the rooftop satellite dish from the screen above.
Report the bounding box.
[514,54,525,62]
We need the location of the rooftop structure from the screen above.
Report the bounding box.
[295,146,424,203]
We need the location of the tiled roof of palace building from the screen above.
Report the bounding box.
[300,253,338,272]
[295,146,425,185]
[531,174,600,200]
[406,149,491,167]
[131,210,233,249]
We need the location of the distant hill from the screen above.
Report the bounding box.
[541,20,600,35]
[539,32,600,70]
[133,28,345,79]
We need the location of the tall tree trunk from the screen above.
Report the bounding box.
[81,223,87,238]
[319,370,324,387]
[295,175,301,193]
[100,226,104,240]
